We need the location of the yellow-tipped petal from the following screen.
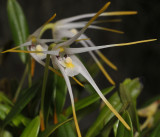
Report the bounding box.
[43,13,56,26]
[114,39,157,47]
[85,2,111,29]
[72,77,84,87]
[1,45,22,53]
[102,98,131,130]
[55,2,111,49]
[97,26,124,34]
[2,50,45,54]
[103,11,138,16]
[97,51,118,70]
[76,38,90,42]
[95,19,122,23]
[96,60,115,85]
[71,104,82,137]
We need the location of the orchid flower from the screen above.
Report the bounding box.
[135,101,160,137]
[44,38,156,137]
[2,2,157,137]
[39,9,138,85]
[2,13,66,77]
[138,101,159,130]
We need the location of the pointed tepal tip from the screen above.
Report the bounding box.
[1,50,9,54]
[44,13,57,26]
[108,1,111,5]
[104,1,111,8]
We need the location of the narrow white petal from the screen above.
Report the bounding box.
[64,39,157,54]
[57,23,120,33]
[54,26,87,48]
[1,41,32,53]
[64,44,114,54]
[57,11,137,24]
[57,23,86,30]
[78,39,100,63]
[53,29,74,40]
[20,41,32,47]
[54,4,110,49]
[29,52,46,66]
[71,55,130,130]
[54,57,82,137]
[39,39,58,43]
[32,26,43,38]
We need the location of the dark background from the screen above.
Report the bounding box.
[0,0,160,105]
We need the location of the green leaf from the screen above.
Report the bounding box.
[0,92,13,105]
[39,118,73,137]
[12,114,30,127]
[65,86,114,116]
[85,78,142,137]
[2,83,40,127]
[150,120,160,137]
[119,78,142,132]
[116,111,133,137]
[0,103,30,127]
[40,52,52,127]
[101,104,129,137]
[7,0,29,63]
[153,110,160,127]
[122,78,142,100]
[57,115,76,137]
[85,91,122,137]
[20,116,40,137]
[54,74,67,114]
[43,73,55,125]
[0,104,10,120]
[101,116,119,137]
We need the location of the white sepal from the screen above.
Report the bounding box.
[64,44,115,54]
[54,57,82,136]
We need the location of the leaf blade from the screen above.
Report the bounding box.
[39,118,73,137]
[7,0,29,63]
[116,111,133,137]
[65,86,114,116]
[2,83,40,127]
[20,116,40,137]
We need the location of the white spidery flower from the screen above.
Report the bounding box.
[2,2,157,137]
[40,8,138,85]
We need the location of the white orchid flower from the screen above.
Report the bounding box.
[38,4,156,137]
[39,9,139,85]
[2,2,157,137]
[44,38,156,137]
[2,14,66,77]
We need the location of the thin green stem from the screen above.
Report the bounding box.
[28,57,32,87]
[13,63,28,102]
[40,45,54,129]
[41,54,50,113]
